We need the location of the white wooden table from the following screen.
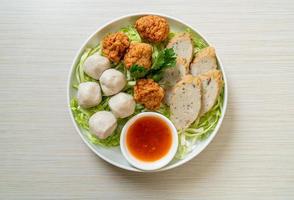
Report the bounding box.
[1,0,294,199]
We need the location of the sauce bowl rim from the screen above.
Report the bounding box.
[120,112,178,171]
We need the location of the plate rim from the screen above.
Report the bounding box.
[67,12,228,172]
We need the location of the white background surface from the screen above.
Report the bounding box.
[1,0,294,199]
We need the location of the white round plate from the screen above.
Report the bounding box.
[67,12,228,172]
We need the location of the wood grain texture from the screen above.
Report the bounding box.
[0,0,294,199]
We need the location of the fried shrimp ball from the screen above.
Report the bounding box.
[134,79,165,110]
[102,32,130,63]
[124,42,153,69]
[135,15,169,42]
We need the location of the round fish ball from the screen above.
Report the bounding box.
[109,92,135,118]
[77,82,101,108]
[83,53,111,80]
[89,111,117,139]
[99,69,126,96]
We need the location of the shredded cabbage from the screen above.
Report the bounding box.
[175,88,224,159]
[167,32,176,40]
[71,96,147,147]
[70,42,145,147]
[73,45,101,88]
[70,97,122,147]
[120,25,141,42]
[71,44,124,147]
[185,28,208,52]
[172,29,222,158]
[156,104,171,119]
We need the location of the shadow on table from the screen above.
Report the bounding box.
[96,86,235,191]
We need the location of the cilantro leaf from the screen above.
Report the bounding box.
[128,48,176,82]
[151,48,176,71]
[129,64,148,80]
[150,71,164,82]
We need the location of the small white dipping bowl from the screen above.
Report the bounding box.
[120,112,178,171]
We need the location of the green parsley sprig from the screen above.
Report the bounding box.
[129,48,177,81]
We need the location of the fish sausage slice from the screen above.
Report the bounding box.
[167,33,194,65]
[170,75,202,130]
[199,69,223,116]
[190,47,217,76]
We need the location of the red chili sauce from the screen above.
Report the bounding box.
[126,116,172,162]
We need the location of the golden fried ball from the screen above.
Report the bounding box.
[102,32,130,63]
[135,15,169,42]
[124,42,153,69]
[134,79,165,110]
